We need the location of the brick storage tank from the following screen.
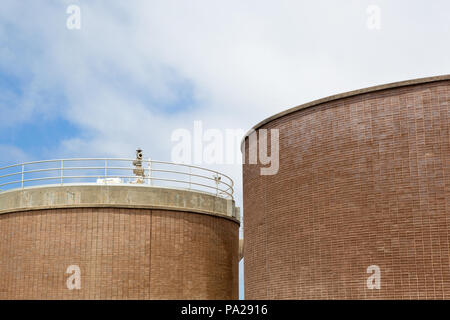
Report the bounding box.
[0,154,240,299]
[242,75,450,299]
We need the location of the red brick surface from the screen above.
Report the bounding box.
[0,208,238,299]
[243,80,450,299]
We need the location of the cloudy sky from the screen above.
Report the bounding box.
[1,0,449,298]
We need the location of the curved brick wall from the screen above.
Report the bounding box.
[243,76,450,299]
[0,207,238,299]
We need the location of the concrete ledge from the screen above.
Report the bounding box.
[0,184,240,224]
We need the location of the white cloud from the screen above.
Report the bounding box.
[0,144,28,164]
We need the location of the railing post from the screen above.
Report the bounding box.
[60,160,64,185]
[21,164,24,189]
[105,160,107,180]
[189,167,192,189]
[148,158,152,185]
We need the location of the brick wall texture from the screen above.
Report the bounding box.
[0,207,239,299]
[243,80,450,299]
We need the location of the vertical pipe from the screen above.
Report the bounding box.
[215,175,219,196]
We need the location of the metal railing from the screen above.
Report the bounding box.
[0,158,234,200]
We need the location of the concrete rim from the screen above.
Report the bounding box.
[240,74,450,149]
[0,184,240,224]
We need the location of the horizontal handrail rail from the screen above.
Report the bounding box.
[0,158,231,175]
[0,158,234,200]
